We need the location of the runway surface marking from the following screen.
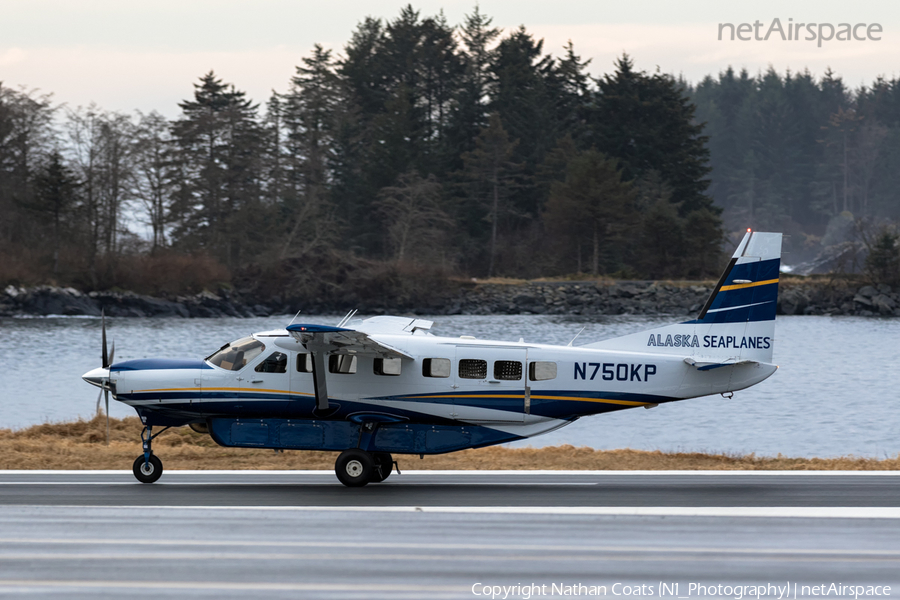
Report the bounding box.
[4,469,900,476]
[1,537,899,558]
[13,504,896,518]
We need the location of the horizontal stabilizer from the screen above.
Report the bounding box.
[683,357,760,371]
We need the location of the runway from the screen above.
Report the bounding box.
[1,471,899,598]
[2,469,900,507]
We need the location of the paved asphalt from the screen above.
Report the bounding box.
[2,470,900,507]
[1,471,899,599]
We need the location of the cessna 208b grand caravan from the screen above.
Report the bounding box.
[83,231,782,486]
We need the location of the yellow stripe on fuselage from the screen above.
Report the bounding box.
[136,386,313,396]
[719,278,779,292]
[530,395,650,407]
[406,393,650,407]
[133,389,648,407]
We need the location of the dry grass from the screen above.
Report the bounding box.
[2,416,898,471]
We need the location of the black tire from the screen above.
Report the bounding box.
[334,449,374,487]
[370,452,393,483]
[132,454,163,484]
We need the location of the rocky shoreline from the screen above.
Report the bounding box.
[2,278,898,319]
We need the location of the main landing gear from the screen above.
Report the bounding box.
[132,425,169,484]
[334,449,397,487]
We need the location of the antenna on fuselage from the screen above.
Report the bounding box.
[567,325,587,347]
[336,309,357,328]
[287,309,302,327]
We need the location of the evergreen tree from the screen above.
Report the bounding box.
[489,26,556,222]
[544,149,636,275]
[33,151,78,276]
[547,41,592,144]
[590,55,714,216]
[278,45,342,260]
[444,4,500,169]
[460,112,523,276]
[169,72,264,266]
[0,84,57,268]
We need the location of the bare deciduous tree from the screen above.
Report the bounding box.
[376,172,453,263]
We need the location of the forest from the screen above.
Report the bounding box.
[2,5,899,302]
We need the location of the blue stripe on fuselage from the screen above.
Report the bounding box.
[118,388,675,421]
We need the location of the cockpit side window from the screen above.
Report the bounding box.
[255,352,287,373]
[207,337,266,371]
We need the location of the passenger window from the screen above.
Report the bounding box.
[374,357,402,376]
[458,359,487,379]
[255,352,287,373]
[297,353,313,373]
[422,358,451,378]
[494,360,522,381]
[329,354,357,374]
[529,361,557,381]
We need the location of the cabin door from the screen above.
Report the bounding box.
[451,346,527,423]
[243,350,292,414]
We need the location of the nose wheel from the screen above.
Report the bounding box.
[132,425,167,484]
[133,454,163,483]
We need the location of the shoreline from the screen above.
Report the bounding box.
[2,277,898,319]
[3,416,898,471]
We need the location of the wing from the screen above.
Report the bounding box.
[286,324,413,359]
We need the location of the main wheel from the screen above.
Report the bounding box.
[370,452,393,483]
[335,449,374,487]
[132,454,163,484]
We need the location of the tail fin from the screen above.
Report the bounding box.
[584,231,783,364]
[694,230,782,324]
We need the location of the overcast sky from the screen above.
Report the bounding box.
[2,0,897,117]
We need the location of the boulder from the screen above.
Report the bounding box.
[778,288,809,315]
[18,286,101,316]
[857,285,878,298]
[871,294,897,315]
[853,294,873,307]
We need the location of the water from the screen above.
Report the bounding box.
[1,314,898,459]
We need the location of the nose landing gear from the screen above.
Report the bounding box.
[133,454,163,483]
[132,425,169,484]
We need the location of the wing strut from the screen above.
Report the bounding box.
[310,351,329,410]
[287,323,414,412]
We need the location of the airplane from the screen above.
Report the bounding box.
[82,230,782,487]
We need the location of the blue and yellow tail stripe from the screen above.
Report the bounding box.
[691,257,781,324]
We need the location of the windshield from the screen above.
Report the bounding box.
[206,337,265,371]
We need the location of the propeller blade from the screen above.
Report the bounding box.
[105,388,110,446]
[101,309,108,368]
[96,388,103,416]
[109,340,115,366]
